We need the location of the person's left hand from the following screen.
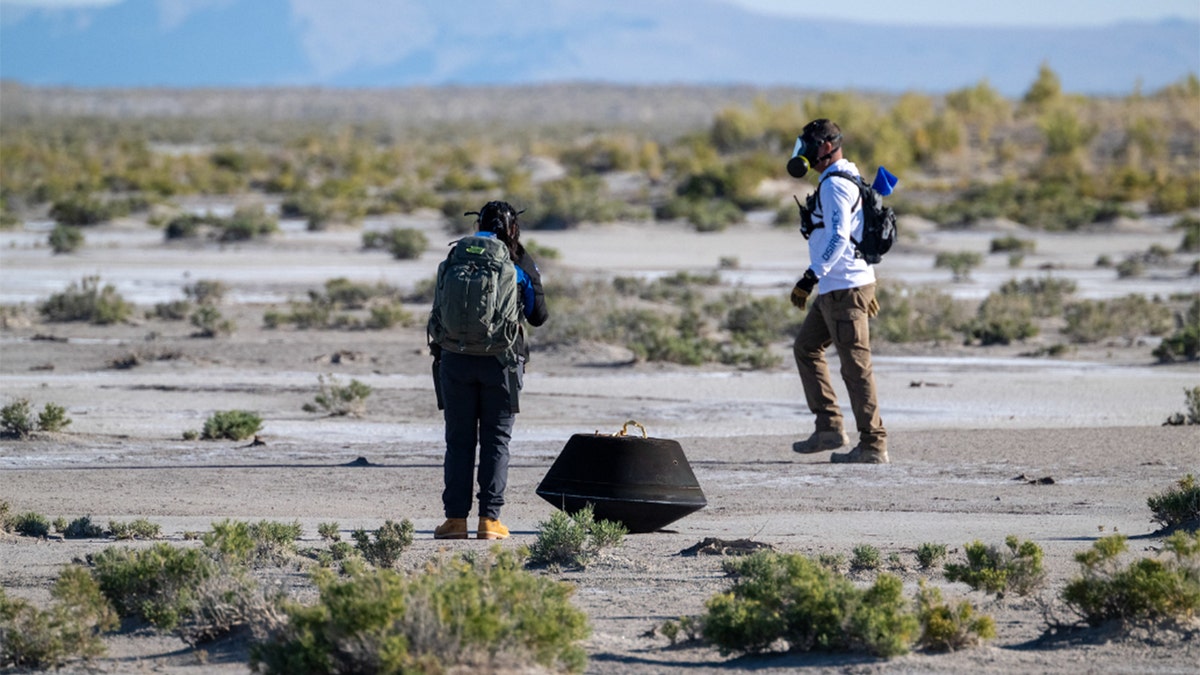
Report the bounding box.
[790,270,818,310]
[867,296,880,317]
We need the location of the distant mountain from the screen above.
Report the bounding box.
[1,0,1196,95]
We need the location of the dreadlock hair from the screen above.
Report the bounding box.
[466,200,524,259]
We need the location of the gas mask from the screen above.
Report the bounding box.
[786,129,842,178]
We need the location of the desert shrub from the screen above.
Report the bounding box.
[874,284,971,344]
[851,544,882,571]
[701,551,919,658]
[944,536,1045,598]
[39,275,132,324]
[37,402,71,432]
[317,522,340,542]
[385,227,429,260]
[1147,474,1200,532]
[48,193,121,226]
[0,566,117,669]
[351,519,414,569]
[177,566,282,646]
[934,251,982,281]
[107,518,161,540]
[48,224,83,254]
[997,276,1077,318]
[1153,298,1200,363]
[916,543,948,570]
[1061,532,1200,627]
[1,398,34,438]
[721,294,796,347]
[1116,255,1145,278]
[527,504,627,569]
[201,410,262,441]
[189,305,235,337]
[218,205,277,242]
[62,516,104,539]
[152,299,191,320]
[915,581,995,652]
[1176,215,1200,253]
[302,374,371,417]
[524,238,561,261]
[89,543,215,630]
[989,235,1035,254]
[251,549,589,674]
[0,501,11,532]
[526,174,640,229]
[12,511,51,537]
[366,302,410,329]
[203,519,302,565]
[183,279,226,305]
[1063,295,1173,343]
[967,293,1038,345]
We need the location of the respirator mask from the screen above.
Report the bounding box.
[786,126,842,178]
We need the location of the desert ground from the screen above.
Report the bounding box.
[1,205,1198,673]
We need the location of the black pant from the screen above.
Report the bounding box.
[439,352,518,520]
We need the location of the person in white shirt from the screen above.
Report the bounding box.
[787,118,888,464]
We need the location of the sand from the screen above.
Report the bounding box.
[1,210,1199,673]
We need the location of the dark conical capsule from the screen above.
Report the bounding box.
[536,431,707,533]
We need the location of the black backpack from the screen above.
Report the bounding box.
[802,171,897,264]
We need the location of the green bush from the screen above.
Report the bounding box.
[915,581,995,652]
[203,519,302,565]
[1153,298,1200,363]
[1,399,34,438]
[89,543,216,630]
[0,566,117,669]
[989,235,1035,254]
[873,285,971,344]
[302,374,371,417]
[39,275,132,324]
[62,516,105,539]
[201,410,262,441]
[48,224,84,254]
[1064,295,1173,343]
[997,276,1077,318]
[527,504,627,569]
[183,279,227,305]
[916,543,948,570]
[351,519,414,569]
[934,251,983,281]
[12,511,51,538]
[107,518,161,540]
[1147,474,1200,531]
[189,305,235,338]
[968,293,1038,345]
[1061,532,1200,627]
[701,551,918,658]
[219,205,277,242]
[49,193,122,226]
[251,549,590,674]
[1176,215,1200,252]
[385,227,429,260]
[944,536,1045,598]
[37,402,71,433]
[851,544,882,571]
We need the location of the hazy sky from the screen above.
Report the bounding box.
[729,0,1200,26]
[3,0,1198,27]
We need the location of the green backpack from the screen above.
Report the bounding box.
[429,235,520,361]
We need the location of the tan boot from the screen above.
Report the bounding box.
[792,429,849,454]
[477,517,509,540]
[434,518,468,540]
[830,445,889,464]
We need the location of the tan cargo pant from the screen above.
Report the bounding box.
[793,283,887,452]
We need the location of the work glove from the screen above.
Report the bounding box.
[790,269,818,310]
[867,296,880,318]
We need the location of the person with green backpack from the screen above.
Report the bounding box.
[428,201,549,540]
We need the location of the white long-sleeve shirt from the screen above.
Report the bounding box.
[806,158,876,293]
